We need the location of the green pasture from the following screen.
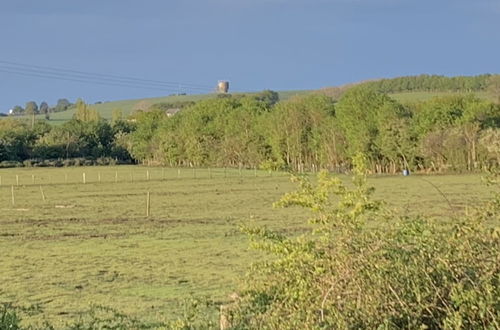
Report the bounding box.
[32,90,311,124]
[40,94,216,124]
[0,166,495,327]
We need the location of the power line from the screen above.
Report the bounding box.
[0,59,215,93]
[0,66,212,92]
[0,59,214,89]
[0,68,175,92]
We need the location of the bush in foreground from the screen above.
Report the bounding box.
[228,155,499,329]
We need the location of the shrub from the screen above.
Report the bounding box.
[0,161,22,168]
[22,159,34,167]
[0,304,21,330]
[228,154,499,329]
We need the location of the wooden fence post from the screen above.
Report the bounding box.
[11,186,15,206]
[146,191,151,217]
[40,185,46,202]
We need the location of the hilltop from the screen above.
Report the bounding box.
[6,73,499,123]
[26,90,309,124]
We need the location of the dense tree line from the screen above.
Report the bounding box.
[360,74,497,94]
[9,98,73,117]
[0,100,133,166]
[128,88,499,173]
[1,88,498,172]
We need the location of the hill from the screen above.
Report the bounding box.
[34,90,310,123]
[5,73,499,123]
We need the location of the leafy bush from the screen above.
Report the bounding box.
[0,304,21,330]
[0,161,22,168]
[66,305,165,330]
[228,154,499,329]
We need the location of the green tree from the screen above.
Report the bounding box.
[335,87,405,166]
[487,75,500,103]
[54,98,71,112]
[39,101,49,120]
[73,99,101,122]
[24,101,38,115]
[254,90,280,108]
[265,95,335,171]
[128,109,167,163]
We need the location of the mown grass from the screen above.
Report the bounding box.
[0,166,495,327]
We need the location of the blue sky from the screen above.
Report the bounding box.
[0,0,499,111]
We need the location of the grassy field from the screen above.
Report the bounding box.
[32,90,311,124]
[0,166,496,327]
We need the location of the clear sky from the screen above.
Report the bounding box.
[1,0,499,112]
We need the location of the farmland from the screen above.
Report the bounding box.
[30,90,311,124]
[32,90,494,124]
[0,166,495,327]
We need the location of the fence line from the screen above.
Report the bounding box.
[0,167,289,188]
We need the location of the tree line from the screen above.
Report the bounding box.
[128,88,499,173]
[1,87,499,172]
[0,99,133,166]
[9,98,73,118]
[361,74,496,94]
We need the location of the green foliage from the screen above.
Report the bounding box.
[1,89,499,172]
[362,74,494,94]
[487,75,500,103]
[263,94,338,170]
[0,304,21,330]
[336,87,406,162]
[167,297,218,329]
[53,98,72,113]
[229,154,500,329]
[0,119,36,161]
[148,101,195,112]
[253,90,280,108]
[24,101,38,115]
[67,305,166,330]
[73,99,101,122]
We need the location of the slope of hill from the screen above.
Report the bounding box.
[39,90,311,123]
[6,74,498,123]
